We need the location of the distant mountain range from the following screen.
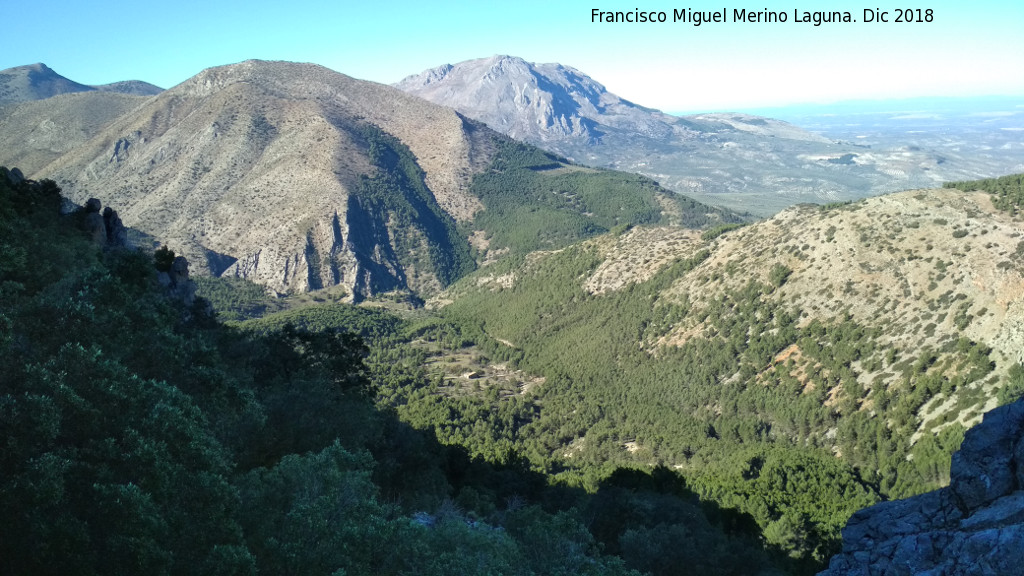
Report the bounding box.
[397,55,1011,214]
[0,63,163,103]
[0,60,732,298]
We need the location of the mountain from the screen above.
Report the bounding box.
[0,63,163,103]
[0,63,95,102]
[396,55,988,215]
[433,182,1024,561]
[8,59,730,298]
[92,79,164,96]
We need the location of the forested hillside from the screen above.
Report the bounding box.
[945,173,1024,215]
[197,176,1024,573]
[466,138,740,260]
[421,181,1024,568]
[0,168,790,575]
[8,163,1023,574]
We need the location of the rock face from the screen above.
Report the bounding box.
[820,400,1024,575]
[396,55,685,145]
[157,255,197,307]
[79,197,128,248]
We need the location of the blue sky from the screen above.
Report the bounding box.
[4,0,1023,112]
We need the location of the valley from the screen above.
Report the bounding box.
[3,56,1024,575]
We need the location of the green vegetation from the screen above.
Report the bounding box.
[195,210,1005,571]
[348,124,476,294]
[702,222,746,241]
[194,275,284,321]
[0,168,782,575]
[769,263,793,288]
[945,173,1024,215]
[469,138,741,256]
[7,163,1017,575]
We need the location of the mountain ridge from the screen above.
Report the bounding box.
[397,55,993,215]
[0,62,163,103]
[3,59,727,299]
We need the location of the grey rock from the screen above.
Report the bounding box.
[166,256,196,306]
[960,493,1024,531]
[83,210,107,244]
[821,400,1024,576]
[78,198,130,248]
[102,206,128,247]
[950,401,1024,513]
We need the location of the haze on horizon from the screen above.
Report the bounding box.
[3,0,1023,113]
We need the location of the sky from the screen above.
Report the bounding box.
[3,0,1023,113]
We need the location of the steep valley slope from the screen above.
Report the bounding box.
[448,186,1024,448]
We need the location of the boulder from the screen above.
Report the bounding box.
[102,206,128,247]
[157,255,196,307]
[82,197,107,244]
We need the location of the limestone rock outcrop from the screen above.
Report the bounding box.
[78,197,128,248]
[157,255,197,307]
[820,400,1024,575]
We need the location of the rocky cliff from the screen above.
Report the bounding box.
[821,400,1024,575]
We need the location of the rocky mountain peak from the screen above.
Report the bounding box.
[396,55,634,144]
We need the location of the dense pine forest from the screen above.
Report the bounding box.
[5,166,1023,575]
[0,167,788,574]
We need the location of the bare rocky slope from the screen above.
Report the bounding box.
[397,55,985,215]
[0,91,151,175]
[19,60,496,296]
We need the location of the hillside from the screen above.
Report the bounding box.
[5,60,734,299]
[822,398,1024,575]
[0,91,151,175]
[0,63,95,102]
[91,79,164,96]
[422,183,1024,565]
[443,185,1024,453]
[0,62,162,103]
[191,182,1024,569]
[1,166,794,576]
[397,55,990,215]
